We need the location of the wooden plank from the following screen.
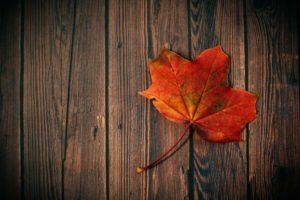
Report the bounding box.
[109,0,190,198]
[246,0,300,199]
[107,0,151,199]
[189,0,247,199]
[63,0,107,199]
[0,1,21,199]
[147,0,190,199]
[23,0,74,198]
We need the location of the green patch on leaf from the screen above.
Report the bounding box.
[185,93,197,106]
[214,100,224,111]
[220,80,226,86]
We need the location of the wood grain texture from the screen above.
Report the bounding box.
[108,0,150,199]
[147,0,190,199]
[23,0,74,198]
[0,0,299,199]
[0,1,21,199]
[63,0,107,199]
[189,0,247,199]
[246,0,300,199]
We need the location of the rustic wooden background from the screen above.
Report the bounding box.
[0,0,299,199]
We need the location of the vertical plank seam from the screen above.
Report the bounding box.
[188,129,194,199]
[105,0,110,199]
[187,0,192,60]
[243,0,251,199]
[146,0,153,198]
[20,0,25,199]
[61,0,77,199]
[298,5,300,76]
[186,0,195,199]
[147,0,153,59]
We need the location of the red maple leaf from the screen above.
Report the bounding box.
[137,46,257,173]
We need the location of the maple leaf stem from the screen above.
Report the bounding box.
[137,123,192,173]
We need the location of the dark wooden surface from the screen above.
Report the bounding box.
[0,0,299,199]
[0,1,21,199]
[189,0,248,199]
